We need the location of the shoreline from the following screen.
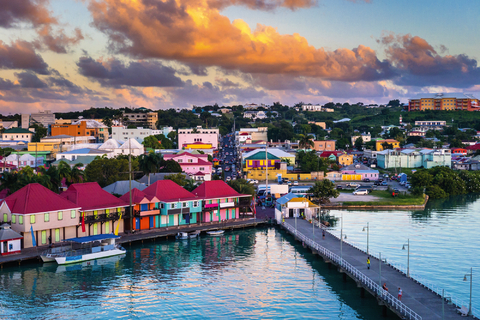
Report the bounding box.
[322,195,429,210]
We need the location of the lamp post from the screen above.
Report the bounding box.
[340,211,343,265]
[463,267,473,316]
[362,222,369,255]
[402,239,410,277]
[379,252,387,290]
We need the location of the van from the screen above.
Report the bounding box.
[353,189,368,195]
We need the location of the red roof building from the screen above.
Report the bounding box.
[0,183,81,248]
[143,180,198,202]
[191,180,249,199]
[162,152,213,181]
[61,182,128,211]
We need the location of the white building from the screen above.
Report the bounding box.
[2,128,34,143]
[99,138,144,157]
[178,126,219,149]
[4,154,43,168]
[302,104,323,112]
[111,126,163,143]
[236,127,268,143]
[351,133,372,146]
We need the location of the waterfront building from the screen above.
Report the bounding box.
[0,183,81,248]
[313,140,336,152]
[178,126,219,150]
[275,193,319,222]
[376,149,451,169]
[163,151,213,181]
[142,180,202,227]
[2,128,34,143]
[191,181,251,223]
[0,223,23,255]
[408,93,480,111]
[340,163,379,181]
[120,188,160,231]
[60,182,128,236]
[376,139,400,151]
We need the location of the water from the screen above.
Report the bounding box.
[328,193,480,313]
[0,228,392,320]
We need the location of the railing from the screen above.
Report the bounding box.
[326,229,480,318]
[282,223,422,320]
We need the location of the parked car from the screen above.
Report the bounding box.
[336,185,343,190]
[363,178,370,182]
[346,183,360,188]
[293,181,299,186]
[226,176,231,181]
[247,179,258,184]
[353,189,369,195]
[381,181,388,186]
[374,181,381,186]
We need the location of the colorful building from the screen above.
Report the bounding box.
[51,120,108,143]
[338,154,354,166]
[0,223,23,255]
[0,183,82,248]
[408,93,480,112]
[60,182,128,236]
[142,180,203,228]
[376,139,400,151]
[340,163,379,181]
[313,140,336,152]
[275,193,319,222]
[191,181,251,223]
[2,128,34,142]
[120,188,160,231]
[163,152,213,181]
[376,149,451,169]
[178,126,219,150]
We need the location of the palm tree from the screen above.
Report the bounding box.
[58,161,72,185]
[298,134,315,150]
[70,163,85,185]
[0,171,17,193]
[227,179,255,197]
[139,153,163,185]
[184,179,198,192]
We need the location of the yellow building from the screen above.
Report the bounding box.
[338,154,354,166]
[409,93,480,111]
[28,142,61,155]
[376,139,400,151]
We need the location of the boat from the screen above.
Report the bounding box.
[176,230,201,239]
[55,254,125,273]
[189,230,201,238]
[45,234,126,265]
[41,245,73,262]
[207,230,225,236]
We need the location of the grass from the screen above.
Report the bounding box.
[342,190,425,206]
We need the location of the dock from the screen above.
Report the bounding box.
[281,218,471,320]
[0,218,268,268]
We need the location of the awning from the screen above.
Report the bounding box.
[64,234,120,243]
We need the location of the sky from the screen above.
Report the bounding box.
[0,0,480,114]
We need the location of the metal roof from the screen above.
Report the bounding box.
[65,234,120,243]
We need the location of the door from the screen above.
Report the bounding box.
[135,218,140,230]
[155,215,160,228]
[41,231,47,245]
[289,209,294,218]
[210,212,213,222]
[226,209,229,220]
[55,229,60,242]
[3,241,7,253]
[105,221,110,234]
[93,223,98,235]
[168,214,174,226]
[150,216,154,228]
[173,214,179,226]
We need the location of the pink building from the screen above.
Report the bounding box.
[191,181,251,223]
[178,126,219,150]
[164,152,213,181]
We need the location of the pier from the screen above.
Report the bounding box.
[281,218,470,320]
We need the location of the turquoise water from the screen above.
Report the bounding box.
[0,228,393,319]
[328,194,480,313]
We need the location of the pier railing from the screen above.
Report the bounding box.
[283,222,422,320]
[326,229,480,318]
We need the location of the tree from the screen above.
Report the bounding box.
[184,179,198,192]
[227,179,255,197]
[30,124,48,142]
[164,173,188,186]
[354,137,363,151]
[143,136,162,149]
[381,142,393,150]
[308,180,340,204]
[161,160,182,173]
[139,153,163,185]
[85,156,138,187]
[154,134,173,149]
[410,170,433,189]
[298,134,315,150]
[296,151,328,172]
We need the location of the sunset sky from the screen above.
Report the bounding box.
[1,0,480,114]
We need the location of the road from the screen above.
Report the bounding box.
[217,134,241,182]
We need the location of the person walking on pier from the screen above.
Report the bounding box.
[382,283,388,292]
[322,229,325,239]
[367,257,370,269]
[398,288,402,301]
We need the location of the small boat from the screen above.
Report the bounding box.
[189,230,201,238]
[176,232,189,239]
[207,230,224,236]
[47,234,126,265]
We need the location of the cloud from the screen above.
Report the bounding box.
[0,0,57,28]
[88,0,393,82]
[15,71,47,88]
[0,40,50,74]
[77,56,185,88]
[35,26,84,54]
[380,33,480,88]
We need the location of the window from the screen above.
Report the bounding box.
[188,159,193,163]
[44,213,50,222]
[171,203,175,209]
[178,159,183,163]
[30,215,36,224]
[193,201,199,207]
[58,211,63,220]
[160,203,164,209]
[3,213,7,222]
[71,210,76,219]
[199,167,205,171]
[12,215,15,224]
[183,202,188,208]
[19,216,23,225]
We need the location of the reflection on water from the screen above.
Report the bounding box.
[330,193,480,311]
[0,229,392,319]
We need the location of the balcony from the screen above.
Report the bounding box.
[80,212,124,224]
[138,209,160,216]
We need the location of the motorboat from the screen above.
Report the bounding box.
[207,230,225,236]
[40,245,72,262]
[177,230,201,239]
[55,254,125,273]
[189,230,201,238]
[43,234,126,265]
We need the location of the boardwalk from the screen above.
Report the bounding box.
[282,218,468,320]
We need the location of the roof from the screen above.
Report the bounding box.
[1,183,79,214]
[319,151,344,157]
[65,234,120,243]
[137,172,189,185]
[99,139,122,150]
[276,193,299,205]
[465,145,480,150]
[58,148,110,155]
[340,163,374,171]
[103,180,147,195]
[60,182,128,211]
[52,156,97,166]
[3,128,33,134]
[192,171,205,176]
[410,92,478,100]
[178,158,212,166]
[243,148,294,160]
[0,224,23,241]
[119,138,143,150]
[288,197,318,207]
[42,135,73,139]
[143,180,198,202]
[120,188,151,204]
[71,119,108,128]
[191,181,249,199]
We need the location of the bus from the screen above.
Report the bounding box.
[289,186,312,196]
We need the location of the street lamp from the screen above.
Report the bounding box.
[362,222,369,255]
[340,212,343,266]
[379,252,387,289]
[463,267,473,316]
[402,239,410,277]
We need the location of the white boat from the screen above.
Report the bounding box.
[176,231,201,239]
[41,245,72,262]
[189,230,201,238]
[55,254,125,273]
[48,234,126,265]
[207,230,224,236]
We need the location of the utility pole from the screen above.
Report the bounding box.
[128,139,133,232]
[265,142,268,195]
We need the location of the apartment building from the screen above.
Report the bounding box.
[21,110,56,128]
[123,112,158,129]
[51,119,108,143]
[178,126,219,150]
[313,140,336,152]
[408,93,480,111]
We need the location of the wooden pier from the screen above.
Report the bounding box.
[281,218,471,320]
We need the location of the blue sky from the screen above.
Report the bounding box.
[0,0,479,113]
